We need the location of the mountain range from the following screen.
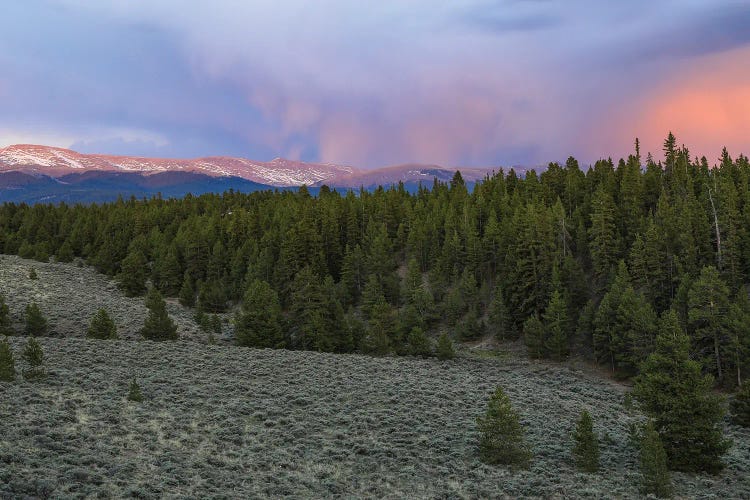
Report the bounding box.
[0,144,507,202]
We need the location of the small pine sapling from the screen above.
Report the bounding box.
[22,336,46,380]
[28,268,38,280]
[436,332,455,360]
[477,386,532,469]
[24,302,48,336]
[87,308,118,340]
[0,295,13,336]
[141,288,178,341]
[731,384,750,427]
[0,338,16,382]
[572,410,600,472]
[127,378,143,402]
[407,326,432,357]
[640,421,673,498]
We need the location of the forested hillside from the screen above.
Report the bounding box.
[1,134,749,387]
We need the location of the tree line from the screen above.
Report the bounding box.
[0,133,748,383]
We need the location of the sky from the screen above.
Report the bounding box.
[0,0,748,168]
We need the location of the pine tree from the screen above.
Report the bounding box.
[117,248,148,297]
[589,185,620,287]
[523,315,545,359]
[544,290,569,361]
[0,338,16,382]
[24,302,47,336]
[687,266,730,383]
[488,283,515,341]
[572,410,599,473]
[436,332,455,360]
[178,272,196,307]
[639,421,673,498]
[198,279,228,313]
[0,295,13,336]
[152,247,182,296]
[141,288,178,341]
[362,302,394,355]
[730,383,750,427]
[406,326,431,357]
[477,386,532,469]
[633,310,730,473]
[87,308,117,340]
[727,290,750,388]
[22,336,46,380]
[456,306,485,341]
[234,279,285,349]
[127,378,143,402]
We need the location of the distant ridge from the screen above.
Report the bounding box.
[0,144,505,189]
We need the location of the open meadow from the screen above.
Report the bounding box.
[1,255,749,498]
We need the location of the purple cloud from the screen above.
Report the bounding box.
[0,0,748,167]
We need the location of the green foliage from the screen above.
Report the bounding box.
[456,306,485,341]
[731,383,750,427]
[0,295,13,336]
[406,326,431,357]
[523,315,545,359]
[571,410,599,473]
[152,247,183,296]
[633,310,730,474]
[436,332,455,360]
[178,272,196,307]
[198,280,228,313]
[687,266,730,383]
[477,386,532,469]
[639,421,673,498]
[117,249,148,297]
[22,336,46,380]
[234,279,285,349]
[141,288,178,341]
[87,308,117,340]
[127,378,143,402]
[24,302,48,337]
[28,267,38,280]
[0,338,16,382]
[589,185,620,286]
[3,133,750,367]
[544,290,569,361]
[488,283,515,341]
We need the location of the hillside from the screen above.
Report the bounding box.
[0,255,212,342]
[1,255,749,498]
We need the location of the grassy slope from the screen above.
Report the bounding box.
[0,254,211,342]
[1,256,749,498]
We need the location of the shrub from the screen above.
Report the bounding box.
[477,386,532,469]
[640,421,673,498]
[0,338,16,382]
[127,378,143,402]
[436,333,455,361]
[28,268,38,280]
[731,384,750,427]
[572,410,600,473]
[87,309,118,340]
[24,303,48,336]
[22,337,46,380]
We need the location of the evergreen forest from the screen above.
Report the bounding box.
[1,134,749,390]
